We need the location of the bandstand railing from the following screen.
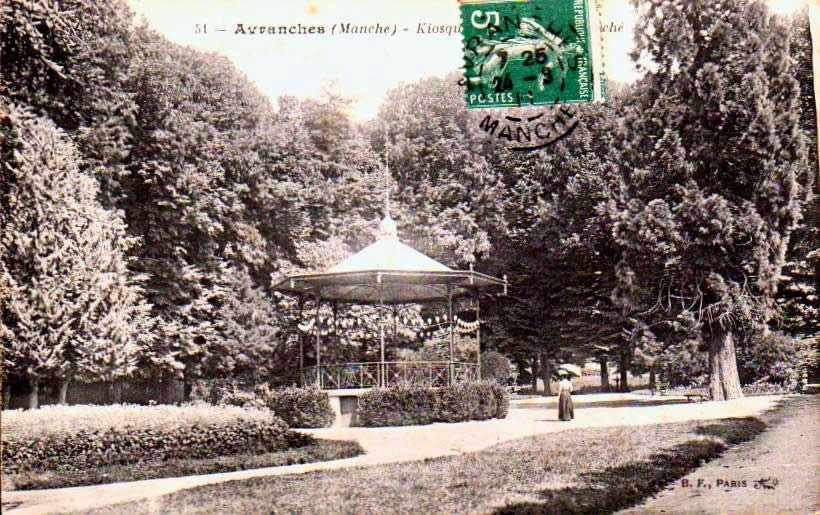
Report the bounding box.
[300,361,480,389]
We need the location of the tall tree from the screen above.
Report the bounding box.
[613,0,810,400]
[1,103,154,407]
[777,8,818,341]
[0,0,137,177]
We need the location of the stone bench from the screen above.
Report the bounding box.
[325,388,370,427]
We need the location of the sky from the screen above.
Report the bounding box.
[126,0,808,121]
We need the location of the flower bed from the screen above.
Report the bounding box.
[1,404,311,474]
[356,381,508,427]
[2,403,273,440]
[4,439,364,491]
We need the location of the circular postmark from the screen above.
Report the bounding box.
[471,103,579,151]
[456,0,599,151]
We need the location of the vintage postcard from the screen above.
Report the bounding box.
[1,0,818,513]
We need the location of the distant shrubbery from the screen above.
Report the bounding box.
[581,366,602,377]
[356,381,509,427]
[213,383,335,428]
[736,331,810,392]
[741,381,793,396]
[2,404,310,475]
[480,351,514,384]
[655,331,810,393]
[657,343,710,388]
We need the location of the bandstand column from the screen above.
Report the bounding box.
[298,294,305,386]
[333,302,338,338]
[314,291,322,389]
[380,316,385,387]
[392,307,397,341]
[378,276,385,388]
[447,285,454,386]
[475,290,481,381]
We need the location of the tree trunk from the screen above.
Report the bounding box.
[160,369,178,405]
[57,377,71,405]
[109,380,123,404]
[530,355,538,392]
[27,376,39,410]
[599,357,610,392]
[515,359,528,388]
[649,367,656,390]
[2,378,10,410]
[540,353,553,396]
[708,326,744,401]
[183,369,192,402]
[619,349,630,392]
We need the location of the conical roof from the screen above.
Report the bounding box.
[272,216,505,304]
[328,238,452,274]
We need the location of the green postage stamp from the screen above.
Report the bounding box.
[459,0,605,109]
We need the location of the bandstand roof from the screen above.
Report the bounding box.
[272,215,506,304]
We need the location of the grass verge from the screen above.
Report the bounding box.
[84,397,800,514]
[2,439,363,491]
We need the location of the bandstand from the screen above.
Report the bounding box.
[272,213,507,393]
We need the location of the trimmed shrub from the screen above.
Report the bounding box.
[255,385,335,428]
[356,384,438,426]
[2,405,311,474]
[356,381,509,427]
[210,384,334,428]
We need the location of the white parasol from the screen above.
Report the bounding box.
[558,364,582,378]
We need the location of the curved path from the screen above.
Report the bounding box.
[1,393,779,514]
[620,395,820,515]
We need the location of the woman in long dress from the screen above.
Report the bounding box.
[558,373,574,421]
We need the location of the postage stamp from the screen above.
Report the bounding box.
[459,0,605,109]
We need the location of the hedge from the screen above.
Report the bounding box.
[256,385,335,428]
[356,381,509,427]
[2,405,311,474]
[217,385,335,428]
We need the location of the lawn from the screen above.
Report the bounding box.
[84,399,792,514]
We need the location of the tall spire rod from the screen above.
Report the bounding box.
[384,135,390,217]
[377,133,398,240]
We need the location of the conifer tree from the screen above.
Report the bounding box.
[1,103,153,407]
[612,0,810,400]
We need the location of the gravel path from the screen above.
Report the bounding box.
[620,395,820,515]
[1,393,780,514]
